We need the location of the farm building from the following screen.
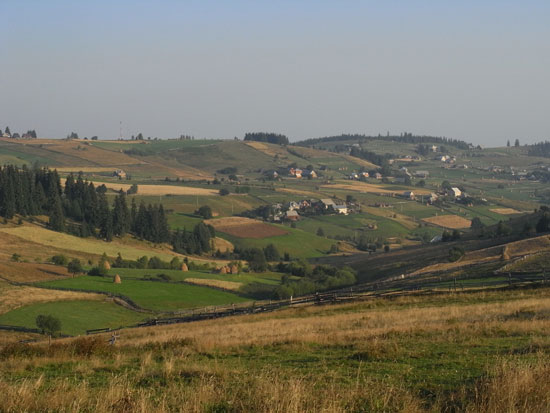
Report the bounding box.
[374,172,382,179]
[113,169,127,179]
[288,168,303,178]
[320,199,337,209]
[414,171,430,178]
[449,187,462,198]
[285,210,300,221]
[403,191,415,200]
[428,193,438,204]
[302,169,317,179]
[335,204,349,215]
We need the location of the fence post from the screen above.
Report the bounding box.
[508,272,512,287]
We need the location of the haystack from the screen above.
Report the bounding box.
[219,266,227,274]
[501,246,510,261]
[102,261,111,270]
[230,265,239,274]
[181,263,188,272]
[113,274,121,284]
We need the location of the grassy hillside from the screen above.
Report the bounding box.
[1,287,550,411]
[0,300,147,335]
[38,276,249,311]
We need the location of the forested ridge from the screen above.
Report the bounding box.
[296,133,473,150]
[0,165,213,254]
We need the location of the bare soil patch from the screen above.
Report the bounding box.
[422,215,472,229]
[205,217,288,239]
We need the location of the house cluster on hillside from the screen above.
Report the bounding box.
[264,198,360,222]
[347,171,382,180]
[288,168,317,179]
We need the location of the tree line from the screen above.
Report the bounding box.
[527,141,550,158]
[295,133,473,150]
[0,166,214,252]
[244,132,289,145]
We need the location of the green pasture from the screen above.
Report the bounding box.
[38,276,249,311]
[105,268,285,286]
[219,225,334,259]
[0,300,147,336]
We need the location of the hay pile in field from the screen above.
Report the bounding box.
[102,261,111,270]
[181,263,188,272]
[230,265,239,274]
[502,246,511,261]
[113,274,121,284]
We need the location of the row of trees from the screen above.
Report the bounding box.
[527,141,550,158]
[295,133,473,150]
[244,132,289,145]
[171,223,215,255]
[0,166,171,244]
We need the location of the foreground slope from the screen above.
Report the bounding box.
[1,286,550,412]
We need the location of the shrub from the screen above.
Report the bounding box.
[51,254,68,266]
[88,266,108,276]
[36,314,62,336]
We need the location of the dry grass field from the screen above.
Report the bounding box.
[205,217,289,239]
[0,285,103,315]
[1,288,550,412]
[323,181,431,196]
[410,235,550,277]
[0,225,181,262]
[422,214,472,229]
[490,208,522,215]
[184,278,243,291]
[60,179,219,196]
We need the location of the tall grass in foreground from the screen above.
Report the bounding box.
[1,358,549,412]
[2,288,550,412]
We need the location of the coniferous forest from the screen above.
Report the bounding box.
[0,165,212,253]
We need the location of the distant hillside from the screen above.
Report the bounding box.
[295,133,475,150]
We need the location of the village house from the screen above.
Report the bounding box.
[428,193,438,204]
[403,191,415,200]
[431,145,438,152]
[374,172,382,179]
[264,170,279,179]
[334,204,349,215]
[285,210,300,221]
[320,199,337,210]
[348,172,359,180]
[113,169,127,179]
[302,169,317,179]
[361,171,369,178]
[288,168,303,178]
[448,187,462,198]
[414,170,430,178]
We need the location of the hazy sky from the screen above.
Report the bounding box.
[1,1,549,146]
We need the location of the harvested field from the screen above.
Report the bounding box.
[276,187,322,198]
[0,285,103,315]
[422,214,472,229]
[323,181,431,196]
[205,217,289,239]
[68,180,218,196]
[244,141,286,157]
[409,235,550,277]
[55,167,121,173]
[490,208,522,215]
[184,278,243,292]
[0,225,180,262]
[212,237,234,253]
[0,262,71,283]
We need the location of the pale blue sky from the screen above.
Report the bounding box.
[1,1,549,145]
